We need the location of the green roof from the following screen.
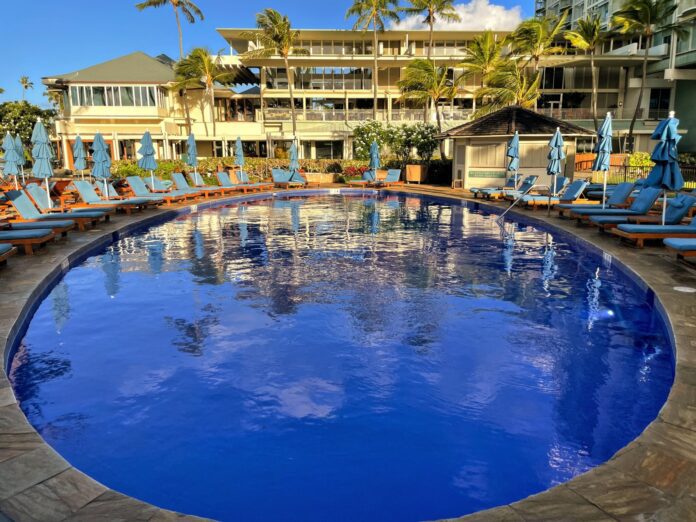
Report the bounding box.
[44,52,175,84]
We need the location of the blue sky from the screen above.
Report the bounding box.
[5,0,531,107]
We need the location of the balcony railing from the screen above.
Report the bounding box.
[537,107,620,120]
[679,0,696,16]
[261,108,473,122]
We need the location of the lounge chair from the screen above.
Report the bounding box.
[592,193,694,231]
[556,182,634,217]
[506,176,568,201]
[586,178,646,200]
[72,180,147,214]
[664,238,696,259]
[143,177,178,194]
[217,171,262,193]
[483,175,539,200]
[471,177,517,198]
[170,173,214,198]
[567,187,662,223]
[94,182,162,208]
[271,169,304,188]
[0,243,16,265]
[347,170,376,187]
[371,169,402,187]
[521,180,588,209]
[126,176,189,205]
[4,189,102,233]
[25,183,114,220]
[288,170,320,188]
[190,172,237,195]
[235,170,274,190]
[0,227,55,254]
[607,196,696,247]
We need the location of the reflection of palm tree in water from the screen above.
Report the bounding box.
[586,267,602,331]
[541,234,558,293]
[100,250,121,298]
[166,303,220,356]
[51,281,70,333]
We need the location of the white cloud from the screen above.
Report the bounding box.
[391,0,522,31]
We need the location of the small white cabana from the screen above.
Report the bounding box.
[444,106,594,189]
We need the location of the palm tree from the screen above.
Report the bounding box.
[398,58,456,156]
[458,30,508,88]
[241,9,308,142]
[175,48,236,138]
[19,76,33,100]
[135,0,203,59]
[402,0,461,61]
[346,0,400,120]
[475,62,541,116]
[565,15,608,131]
[613,0,683,151]
[510,11,568,70]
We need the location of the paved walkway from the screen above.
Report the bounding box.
[0,186,694,521]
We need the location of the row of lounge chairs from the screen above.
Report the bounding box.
[473,175,696,260]
[346,169,403,188]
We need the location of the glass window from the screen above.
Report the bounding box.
[311,41,322,55]
[120,86,135,106]
[81,86,92,106]
[148,87,156,106]
[134,86,143,106]
[92,86,106,106]
[70,86,79,106]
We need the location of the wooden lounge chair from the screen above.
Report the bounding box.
[521,180,588,210]
[217,171,258,193]
[0,243,16,265]
[595,194,695,235]
[235,170,274,190]
[555,182,634,218]
[471,177,517,198]
[482,175,539,200]
[346,170,375,187]
[190,172,237,195]
[24,183,113,225]
[4,190,91,233]
[370,169,403,188]
[567,187,663,223]
[72,181,147,215]
[171,173,216,198]
[126,176,188,206]
[664,238,696,259]
[271,169,304,189]
[0,227,55,254]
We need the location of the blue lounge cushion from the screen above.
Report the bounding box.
[618,224,696,234]
[589,216,634,225]
[11,220,74,229]
[571,187,662,216]
[0,243,13,254]
[0,229,53,239]
[664,238,696,251]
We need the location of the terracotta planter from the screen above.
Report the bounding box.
[375,169,388,181]
[406,164,427,184]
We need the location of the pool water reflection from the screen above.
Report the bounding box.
[10,195,674,522]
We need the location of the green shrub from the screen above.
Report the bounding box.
[627,152,654,168]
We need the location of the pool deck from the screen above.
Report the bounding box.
[0,186,694,521]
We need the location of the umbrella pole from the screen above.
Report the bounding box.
[13,176,18,190]
[20,167,25,185]
[602,171,607,209]
[45,178,52,209]
[81,169,84,181]
[104,179,109,201]
[662,191,667,226]
[547,174,556,217]
[150,170,155,187]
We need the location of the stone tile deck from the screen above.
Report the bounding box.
[0,186,694,521]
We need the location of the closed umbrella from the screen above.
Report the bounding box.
[546,127,565,216]
[73,135,88,180]
[2,132,20,189]
[31,119,54,208]
[138,131,158,187]
[91,132,112,201]
[369,141,381,171]
[289,142,303,183]
[235,137,245,181]
[186,133,198,174]
[506,131,520,188]
[593,113,613,209]
[14,135,26,185]
[645,111,684,225]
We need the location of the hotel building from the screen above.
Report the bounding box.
[42,23,696,171]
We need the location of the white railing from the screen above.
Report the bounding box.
[262,108,472,122]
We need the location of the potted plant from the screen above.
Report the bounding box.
[406,123,438,184]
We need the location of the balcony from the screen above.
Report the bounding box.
[262,108,473,123]
[679,0,696,17]
[537,107,619,120]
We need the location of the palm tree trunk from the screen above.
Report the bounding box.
[174,5,184,59]
[210,88,217,139]
[373,24,379,121]
[435,101,446,159]
[424,21,434,123]
[285,56,298,141]
[628,36,651,153]
[590,51,598,132]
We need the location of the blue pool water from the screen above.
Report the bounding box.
[10,194,674,521]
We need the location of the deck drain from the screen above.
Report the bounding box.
[673,286,696,293]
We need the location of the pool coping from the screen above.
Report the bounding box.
[0,187,693,521]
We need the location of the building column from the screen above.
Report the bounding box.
[61,135,70,169]
[112,133,120,161]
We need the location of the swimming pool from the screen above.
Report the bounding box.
[9,193,674,522]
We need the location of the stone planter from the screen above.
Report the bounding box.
[406,164,427,184]
[304,172,335,184]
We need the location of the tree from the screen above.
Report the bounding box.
[136,0,203,134]
[353,120,389,159]
[175,48,236,138]
[475,62,541,116]
[510,11,568,70]
[135,0,203,59]
[346,0,400,120]
[19,76,34,100]
[613,0,683,151]
[0,101,56,145]
[398,58,456,157]
[565,15,607,131]
[458,30,508,88]
[242,9,308,142]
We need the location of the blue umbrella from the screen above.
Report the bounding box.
[546,127,566,215]
[73,135,88,179]
[14,135,26,184]
[91,132,112,201]
[186,133,198,172]
[646,111,684,224]
[31,119,54,208]
[593,113,613,209]
[2,132,20,188]
[506,131,520,187]
[369,141,381,171]
[289,142,302,182]
[235,137,244,169]
[138,131,158,186]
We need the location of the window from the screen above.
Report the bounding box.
[68,84,164,107]
[120,87,134,106]
[92,86,106,106]
[649,88,670,119]
[70,86,79,106]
